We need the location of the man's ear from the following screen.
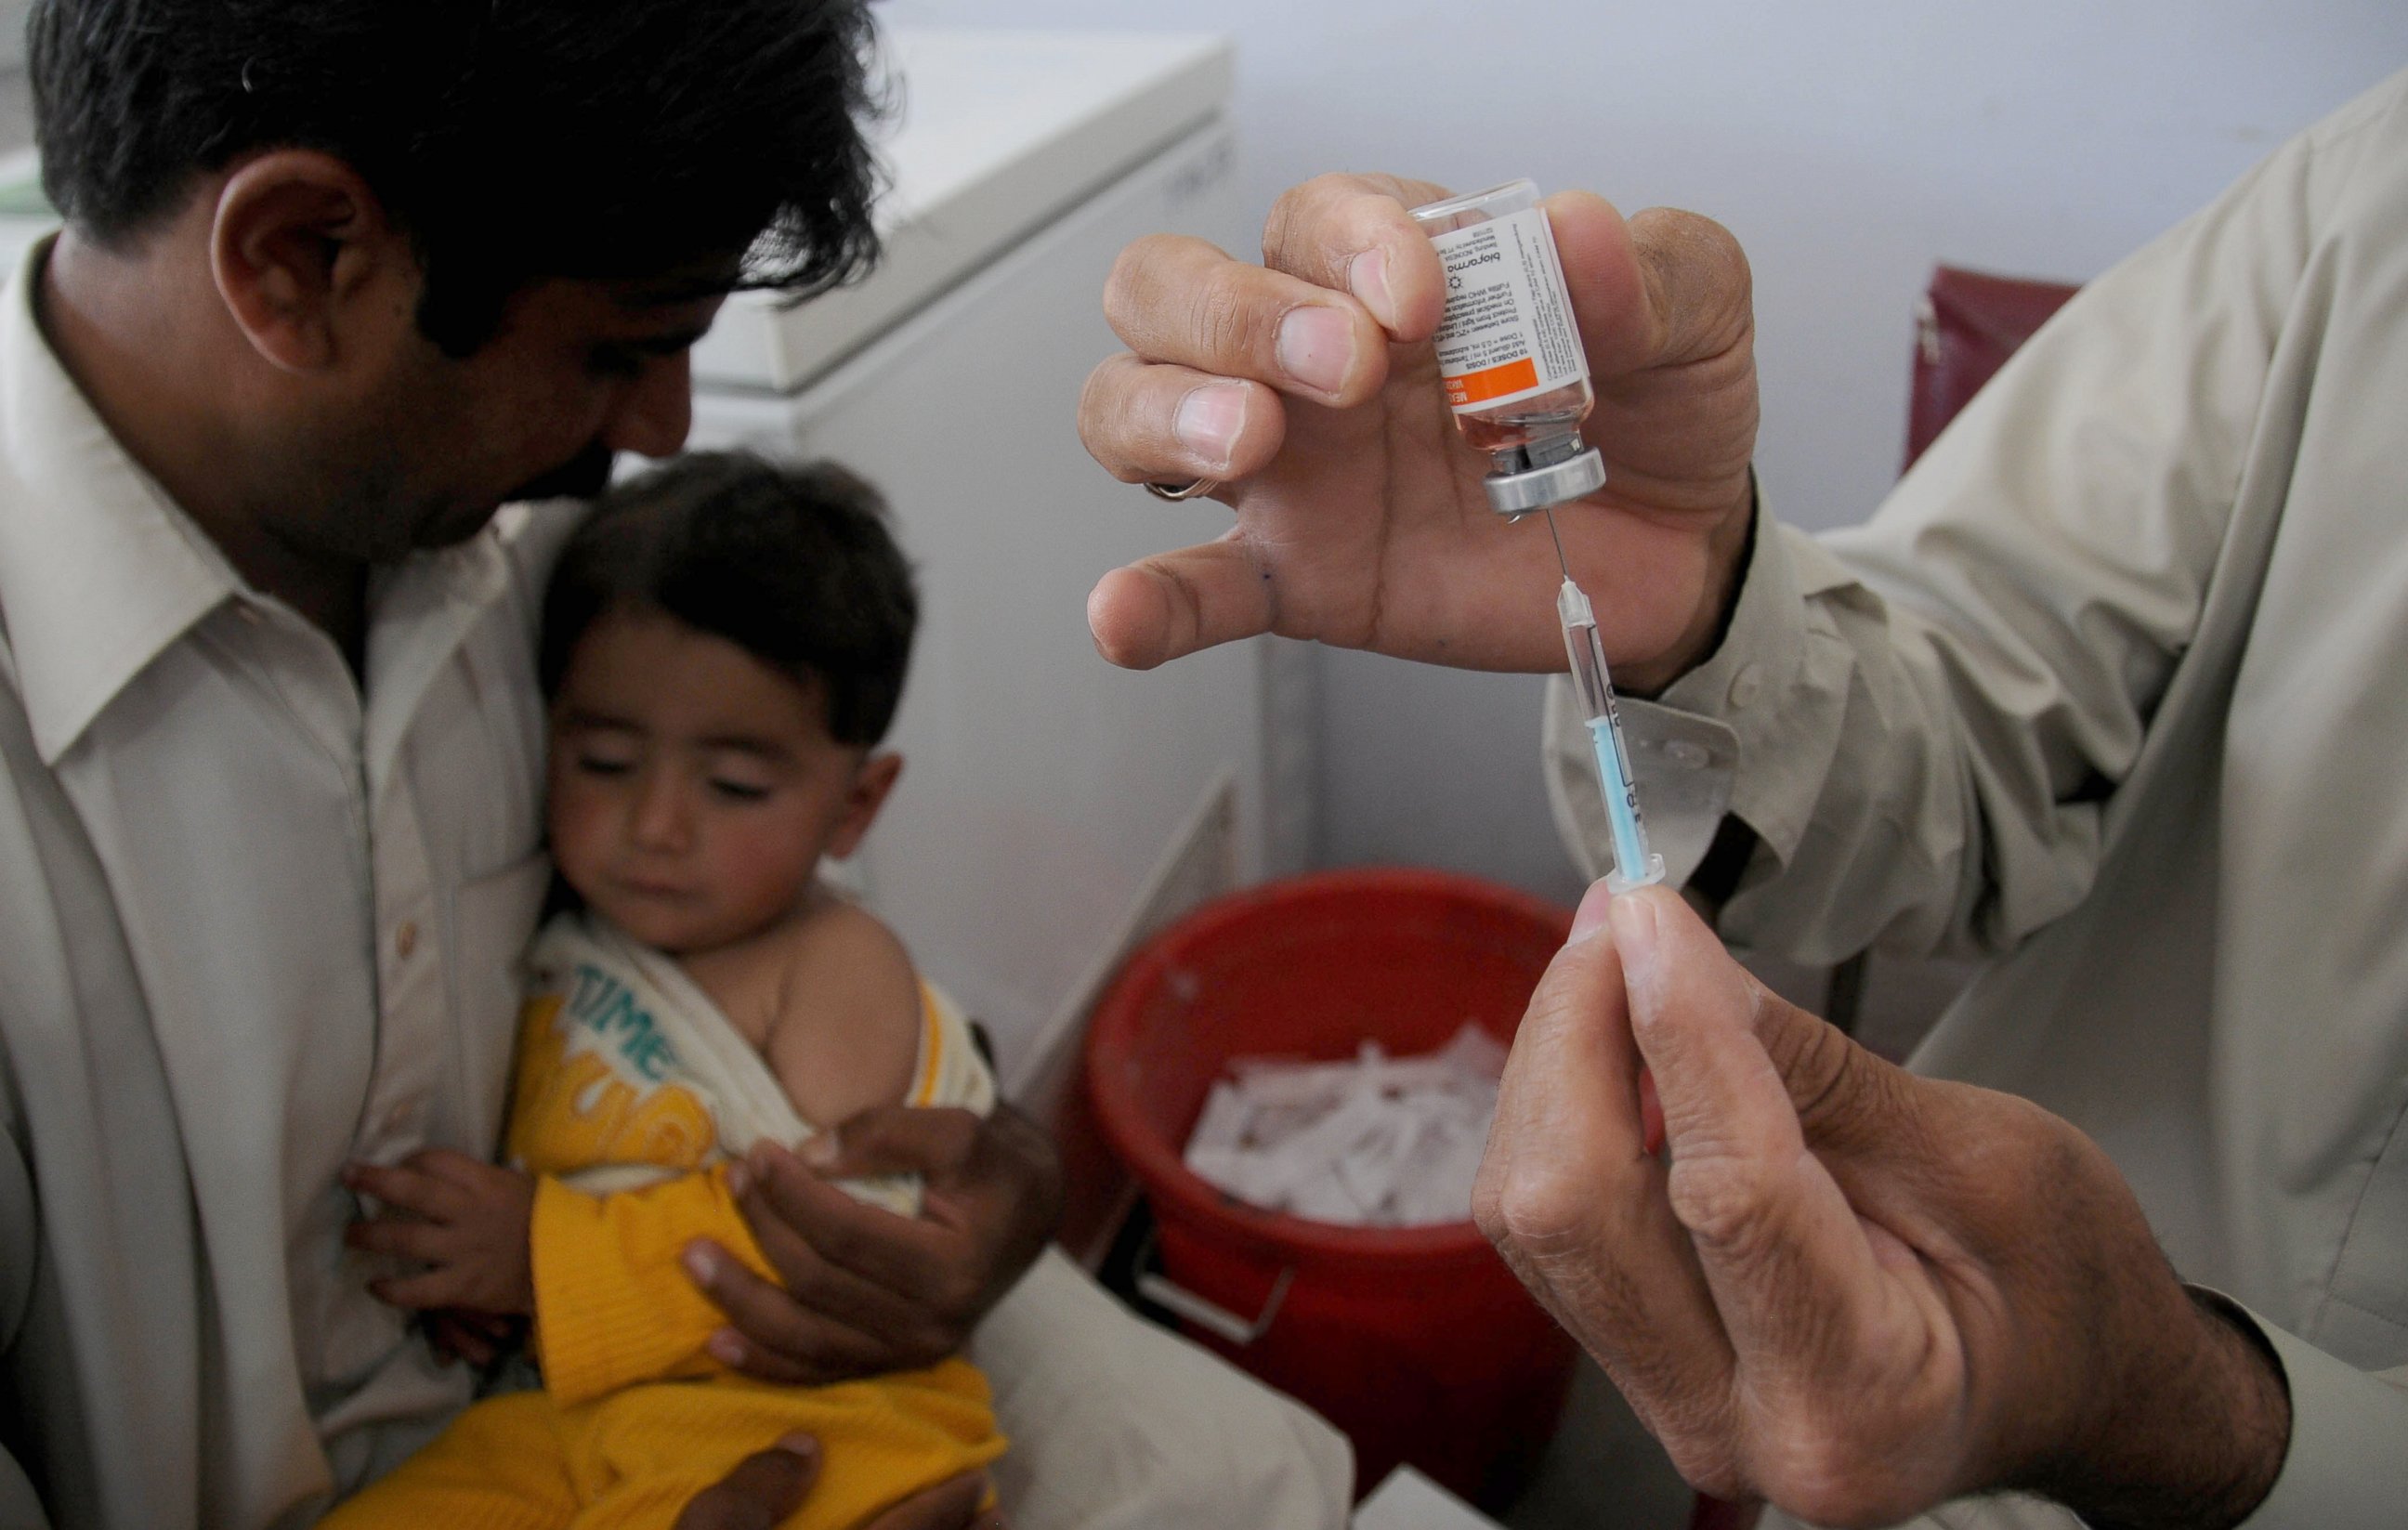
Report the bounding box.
[826,752,904,861]
[208,150,412,374]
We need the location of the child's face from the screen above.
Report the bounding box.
[545,607,895,955]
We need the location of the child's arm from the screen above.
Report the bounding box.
[347,1150,786,1402]
[521,1165,785,1404]
[761,896,924,1131]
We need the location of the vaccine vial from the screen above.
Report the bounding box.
[1409,179,1606,517]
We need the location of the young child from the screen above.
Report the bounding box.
[326,451,1007,1529]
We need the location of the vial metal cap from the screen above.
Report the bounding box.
[1485,445,1607,517]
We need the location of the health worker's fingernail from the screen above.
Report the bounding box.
[726,1160,750,1198]
[682,1244,718,1285]
[708,1329,746,1367]
[1277,305,1354,394]
[800,1133,839,1170]
[1348,248,1393,326]
[1610,891,1662,981]
[1173,382,1248,472]
[1570,878,1616,942]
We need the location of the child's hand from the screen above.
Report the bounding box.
[425,1309,525,1369]
[344,1150,536,1316]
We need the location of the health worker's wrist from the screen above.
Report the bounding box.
[2019,1282,2290,1530]
[1621,467,1759,697]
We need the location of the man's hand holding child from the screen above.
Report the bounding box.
[686,1102,1064,1386]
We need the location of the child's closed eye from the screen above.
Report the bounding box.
[708,778,773,803]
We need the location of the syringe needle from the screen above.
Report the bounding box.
[1541,506,1571,580]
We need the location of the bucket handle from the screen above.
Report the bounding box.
[1132,1223,1295,1347]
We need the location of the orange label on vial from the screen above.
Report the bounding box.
[1427,207,1588,415]
[1443,358,1540,409]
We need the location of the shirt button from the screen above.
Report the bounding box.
[395,922,419,961]
[1728,664,1764,710]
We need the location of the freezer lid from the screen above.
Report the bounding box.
[691,28,1236,397]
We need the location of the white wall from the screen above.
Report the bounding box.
[889,0,2408,903]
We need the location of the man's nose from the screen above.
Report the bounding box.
[603,351,695,460]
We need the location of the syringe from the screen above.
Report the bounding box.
[1542,511,1666,895]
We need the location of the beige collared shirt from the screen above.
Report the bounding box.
[0,239,1355,1530]
[1549,70,2408,1528]
[0,240,563,1528]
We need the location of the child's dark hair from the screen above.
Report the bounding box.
[541,451,917,748]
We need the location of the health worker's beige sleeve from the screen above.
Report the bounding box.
[2237,1311,2408,1529]
[1551,95,2332,969]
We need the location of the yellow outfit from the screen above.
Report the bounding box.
[326,911,1006,1530]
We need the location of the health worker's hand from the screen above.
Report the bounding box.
[345,1149,536,1315]
[1078,174,1759,692]
[1474,883,2291,1529]
[683,1103,1062,1385]
[673,1436,1001,1530]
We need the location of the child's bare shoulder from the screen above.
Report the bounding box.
[762,892,924,1130]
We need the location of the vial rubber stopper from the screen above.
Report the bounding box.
[1485,447,1607,517]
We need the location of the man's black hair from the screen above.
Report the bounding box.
[542,451,918,749]
[29,0,883,354]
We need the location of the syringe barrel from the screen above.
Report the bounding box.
[1563,615,1618,725]
[1588,714,1655,885]
[1563,608,1662,890]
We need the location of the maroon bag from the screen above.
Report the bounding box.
[1904,265,2081,471]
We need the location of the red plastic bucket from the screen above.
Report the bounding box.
[1084,868,1579,1508]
